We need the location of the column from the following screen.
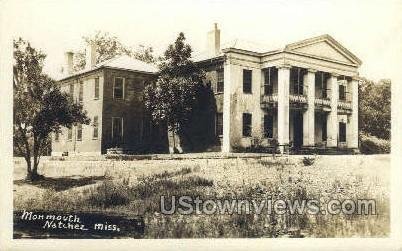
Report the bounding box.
[303,69,316,146]
[222,60,233,153]
[347,78,359,148]
[277,64,291,153]
[327,73,339,147]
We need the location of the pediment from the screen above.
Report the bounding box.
[285,35,362,65]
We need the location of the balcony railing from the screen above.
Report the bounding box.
[289,94,307,104]
[337,100,352,110]
[261,94,278,103]
[314,98,331,107]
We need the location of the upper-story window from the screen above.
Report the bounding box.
[216,70,224,93]
[243,69,252,94]
[94,77,99,100]
[69,83,74,100]
[290,67,305,95]
[78,81,84,103]
[242,113,252,137]
[339,84,346,101]
[264,67,277,95]
[315,72,330,99]
[113,77,124,100]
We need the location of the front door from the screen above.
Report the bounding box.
[293,111,303,149]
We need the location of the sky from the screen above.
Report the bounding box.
[2,0,402,81]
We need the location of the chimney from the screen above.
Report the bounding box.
[85,42,97,70]
[64,51,74,76]
[207,23,220,57]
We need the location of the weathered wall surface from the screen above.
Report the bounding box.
[102,68,163,153]
[52,69,104,155]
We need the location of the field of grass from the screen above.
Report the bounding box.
[13,154,390,238]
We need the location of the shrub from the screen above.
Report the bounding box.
[359,134,390,154]
[302,156,315,166]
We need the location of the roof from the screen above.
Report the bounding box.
[59,55,158,81]
[194,34,361,66]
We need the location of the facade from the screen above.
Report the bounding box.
[51,50,165,156]
[52,24,361,155]
[199,24,361,153]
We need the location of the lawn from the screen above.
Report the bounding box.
[13,154,390,238]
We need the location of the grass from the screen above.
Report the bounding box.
[13,155,390,238]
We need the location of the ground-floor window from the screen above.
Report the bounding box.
[263,114,273,138]
[77,124,83,141]
[93,116,99,139]
[112,117,123,145]
[215,113,223,137]
[339,122,346,142]
[242,113,252,137]
[68,128,73,141]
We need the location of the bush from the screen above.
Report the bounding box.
[359,134,390,154]
[302,156,315,166]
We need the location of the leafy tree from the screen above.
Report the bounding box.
[73,31,156,71]
[144,32,205,152]
[359,78,391,140]
[14,38,90,181]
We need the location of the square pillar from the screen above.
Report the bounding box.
[303,69,316,146]
[347,78,359,148]
[277,64,291,153]
[327,73,339,147]
[222,60,233,153]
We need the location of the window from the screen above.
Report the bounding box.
[77,124,83,141]
[242,113,252,137]
[316,72,329,98]
[112,117,123,144]
[94,77,99,99]
[215,113,223,136]
[216,70,224,93]
[93,116,99,139]
[263,114,274,138]
[113,77,124,99]
[69,83,74,100]
[68,127,73,141]
[264,67,277,95]
[322,119,327,141]
[291,67,305,95]
[339,122,346,143]
[78,81,84,103]
[339,85,346,101]
[55,131,59,142]
[243,69,252,93]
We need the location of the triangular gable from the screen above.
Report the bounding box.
[284,35,362,65]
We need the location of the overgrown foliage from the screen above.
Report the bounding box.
[73,31,156,71]
[359,78,391,140]
[144,32,205,151]
[13,38,90,180]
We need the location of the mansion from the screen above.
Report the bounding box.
[52,24,361,155]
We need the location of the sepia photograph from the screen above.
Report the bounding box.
[0,0,401,250]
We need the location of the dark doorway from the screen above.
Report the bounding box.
[293,111,303,149]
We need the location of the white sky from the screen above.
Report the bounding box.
[3,0,402,81]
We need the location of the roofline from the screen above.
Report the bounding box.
[58,66,157,82]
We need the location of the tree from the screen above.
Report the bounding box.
[73,31,156,71]
[144,32,205,153]
[359,78,391,140]
[13,38,90,181]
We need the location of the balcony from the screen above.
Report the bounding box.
[315,97,331,111]
[338,100,352,114]
[261,94,278,109]
[289,94,308,110]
